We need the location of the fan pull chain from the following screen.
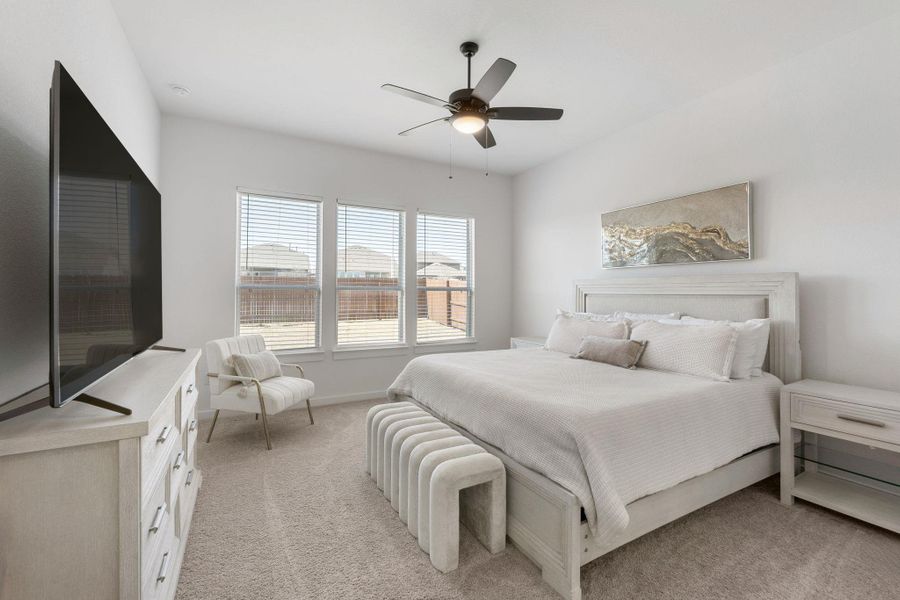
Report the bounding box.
[485,145,489,176]
[448,126,454,179]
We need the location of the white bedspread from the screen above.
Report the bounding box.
[388,348,781,538]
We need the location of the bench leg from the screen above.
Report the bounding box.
[429,487,461,573]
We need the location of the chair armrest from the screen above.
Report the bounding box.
[208,372,257,385]
[280,363,305,378]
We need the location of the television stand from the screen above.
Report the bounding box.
[73,393,132,416]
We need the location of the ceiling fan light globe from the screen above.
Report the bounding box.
[451,113,486,134]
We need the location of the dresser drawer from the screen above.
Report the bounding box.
[142,392,178,486]
[142,522,178,600]
[141,470,171,574]
[791,393,900,445]
[178,467,200,538]
[179,373,198,430]
[184,415,199,464]
[169,442,188,507]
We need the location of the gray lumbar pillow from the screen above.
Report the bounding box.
[231,350,283,381]
[573,336,647,369]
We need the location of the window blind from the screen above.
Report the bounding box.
[336,203,405,346]
[416,213,473,343]
[238,192,321,351]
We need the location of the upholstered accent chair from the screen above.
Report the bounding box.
[205,334,315,450]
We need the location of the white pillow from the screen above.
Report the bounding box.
[680,317,771,378]
[545,310,629,355]
[231,350,283,381]
[614,311,681,322]
[630,321,738,382]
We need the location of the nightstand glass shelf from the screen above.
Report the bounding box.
[794,435,900,490]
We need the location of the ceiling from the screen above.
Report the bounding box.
[111,0,898,175]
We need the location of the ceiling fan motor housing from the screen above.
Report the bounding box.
[449,89,488,113]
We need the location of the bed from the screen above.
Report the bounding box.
[389,273,800,600]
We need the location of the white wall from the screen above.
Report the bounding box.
[512,14,900,393]
[160,116,513,412]
[0,0,160,403]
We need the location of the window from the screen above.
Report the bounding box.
[416,213,473,343]
[237,191,321,351]
[336,203,405,346]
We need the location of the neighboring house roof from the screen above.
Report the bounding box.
[417,263,465,279]
[416,251,460,267]
[242,243,310,272]
[337,245,395,276]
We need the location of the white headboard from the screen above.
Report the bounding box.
[574,273,800,383]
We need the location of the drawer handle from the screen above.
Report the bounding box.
[189,419,198,432]
[173,450,186,471]
[836,413,886,428]
[186,469,195,486]
[186,383,194,394]
[156,551,171,583]
[157,425,172,444]
[149,502,167,533]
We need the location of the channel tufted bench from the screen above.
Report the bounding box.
[365,402,507,573]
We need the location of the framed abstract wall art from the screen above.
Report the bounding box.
[601,182,751,268]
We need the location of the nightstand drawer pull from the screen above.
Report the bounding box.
[836,414,885,428]
[156,425,172,444]
[149,502,167,533]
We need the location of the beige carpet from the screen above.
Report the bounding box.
[176,400,899,600]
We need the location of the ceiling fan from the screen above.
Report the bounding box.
[382,41,563,149]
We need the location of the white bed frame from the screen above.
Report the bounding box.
[402,273,800,600]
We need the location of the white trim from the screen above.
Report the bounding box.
[273,348,325,362]
[332,344,411,360]
[413,338,477,355]
[197,389,385,420]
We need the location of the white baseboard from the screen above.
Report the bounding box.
[197,389,387,420]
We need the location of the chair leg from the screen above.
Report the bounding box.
[206,410,220,443]
[306,398,315,425]
[255,413,258,420]
[257,397,272,451]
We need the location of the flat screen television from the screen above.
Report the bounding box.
[49,61,162,408]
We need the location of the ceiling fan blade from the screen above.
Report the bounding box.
[381,84,450,109]
[473,126,496,149]
[398,117,449,136]
[472,58,516,103]
[488,107,564,120]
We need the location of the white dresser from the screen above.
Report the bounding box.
[0,349,203,600]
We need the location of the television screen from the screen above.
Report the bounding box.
[50,62,162,407]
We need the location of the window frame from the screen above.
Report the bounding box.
[234,188,324,353]
[415,210,475,346]
[334,199,407,350]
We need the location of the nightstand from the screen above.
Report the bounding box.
[780,379,900,533]
[510,336,545,349]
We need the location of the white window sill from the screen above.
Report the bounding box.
[414,338,478,355]
[273,348,326,362]
[332,344,412,360]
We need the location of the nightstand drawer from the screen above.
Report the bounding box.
[791,393,900,445]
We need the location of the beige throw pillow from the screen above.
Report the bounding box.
[573,336,647,369]
[630,321,738,382]
[545,310,629,355]
[231,350,282,381]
